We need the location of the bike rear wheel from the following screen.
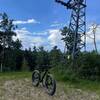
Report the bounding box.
[32,70,40,87]
[45,74,56,96]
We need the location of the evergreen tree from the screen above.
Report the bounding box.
[36,46,50,70]
[12,39,22,50]
[0,12,17,48]
[50,46,62,67]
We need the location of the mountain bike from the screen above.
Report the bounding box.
[32,66,56,96]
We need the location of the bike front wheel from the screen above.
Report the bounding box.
[45,74,56,96]
[32,70,40,87]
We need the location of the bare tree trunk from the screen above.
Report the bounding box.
[93,30,97,53]
[92,24,98,53]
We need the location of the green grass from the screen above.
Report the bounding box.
[51,67,100,95]
[0,72,32,80]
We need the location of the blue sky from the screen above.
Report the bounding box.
[0,0,100,51]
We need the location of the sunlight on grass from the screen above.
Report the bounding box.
[51,67,100,95]
[0,72,32,80]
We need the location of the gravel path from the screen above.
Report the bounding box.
[0,78,99,100]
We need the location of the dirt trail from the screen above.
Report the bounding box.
[0,78,99,100]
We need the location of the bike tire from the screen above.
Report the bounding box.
[45,74,56,96]
[32,70,40,87]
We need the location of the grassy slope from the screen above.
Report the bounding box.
[51,68,100,95]
[0,71,100,95]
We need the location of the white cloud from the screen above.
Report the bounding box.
[12,17,68,50]
[32,31,48,36]
[48,29,60,46]
[48,29,64,50]
[50,21,66,27]
[14,28,45,49]
[13,19,40,25]
[32,37,45,47]
[13,28,65,50]
[50,23,63,27]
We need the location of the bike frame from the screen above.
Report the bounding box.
[39,69,49,83]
